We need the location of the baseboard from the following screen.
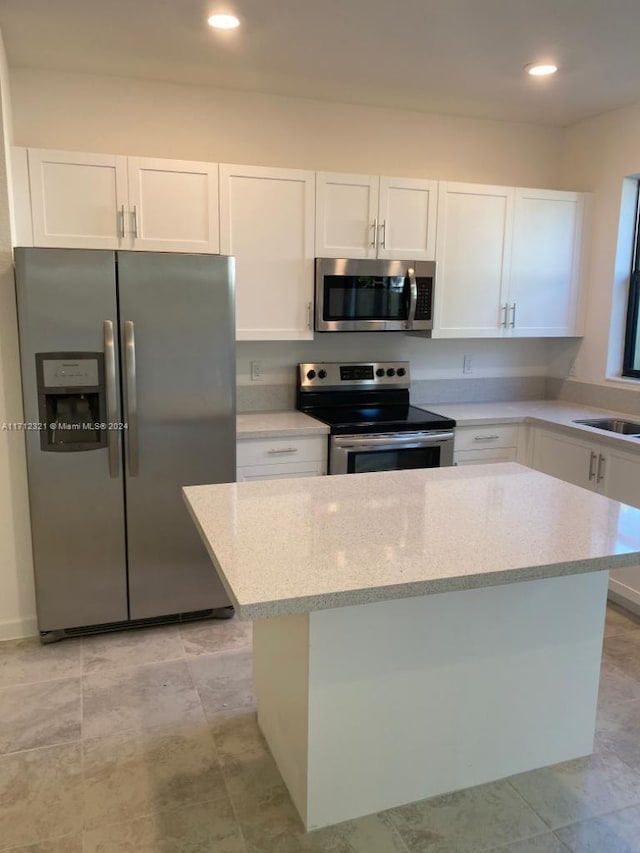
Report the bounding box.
[0,614,38,641]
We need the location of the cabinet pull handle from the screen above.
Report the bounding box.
[307,301,313,330]
[132,205,139,239]
[588,451,597,481]
[371,218,378,249]
[597,453,606,483]
[500,303,508,327]
[118,205,125,239]
[268,447,299,455]
[380,220,387,249]
[474,435,500,441]
[510,302,517,328]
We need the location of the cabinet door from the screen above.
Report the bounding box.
[377,176,437,261]
[28,149,128,249]
[315,172,378,259]
[531,428,598,491]
[433,182,514,338]
[509,189,584,337]
[220,164,315,340]
[604,446,640,610]
[127,157,219,253]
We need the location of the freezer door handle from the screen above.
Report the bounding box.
[123,320,139,477]
[103,320,120,478]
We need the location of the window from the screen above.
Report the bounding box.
[623,184,640,378]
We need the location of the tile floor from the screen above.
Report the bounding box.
[1,604,640,852]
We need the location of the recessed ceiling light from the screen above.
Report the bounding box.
[525,63,558,77]
[207,13,240,29]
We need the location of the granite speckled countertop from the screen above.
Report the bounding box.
[237,401,640,453]
[429,400,640,452]
[237,411,330,439]
[183,463,640,619]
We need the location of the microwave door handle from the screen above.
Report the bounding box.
[406,267,417,330]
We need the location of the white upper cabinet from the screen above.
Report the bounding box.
[377,176,438,261]
[434,182,514,338]
[27,149,128,250]
[315,172,378,258]
[219,164,315,341]
[315,172,437,260]
[434,182,586,338]
[22,149,220,253]
[126,157,219,253]
[509,189,584,337]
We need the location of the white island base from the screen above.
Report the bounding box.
[253,571,608,830]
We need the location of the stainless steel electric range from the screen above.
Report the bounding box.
[296,362,456,475]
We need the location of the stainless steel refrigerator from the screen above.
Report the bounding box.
[15,248,236,641]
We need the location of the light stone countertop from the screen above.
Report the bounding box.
[237,410,330,439]
[237,400,640,453]
[183,462,640,620]
[428,400,640,452]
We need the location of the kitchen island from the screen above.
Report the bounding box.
[183,463,640,830]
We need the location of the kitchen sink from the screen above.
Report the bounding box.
[573,418,640,436]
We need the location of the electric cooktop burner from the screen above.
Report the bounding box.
[296,362,456,435]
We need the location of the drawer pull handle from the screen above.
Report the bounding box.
[267,447,299,454]
[474,435,500,441]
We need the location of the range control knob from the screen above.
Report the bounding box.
[386,368,396,377]
[376,368,385,377]
[397,367,406,377]
[318,369,327,379]
[306,369,316,380]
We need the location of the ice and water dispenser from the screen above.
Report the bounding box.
[36,353,107,451]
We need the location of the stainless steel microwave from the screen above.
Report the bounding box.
[314,258,435,333]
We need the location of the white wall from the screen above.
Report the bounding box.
[0,37,36,640]
[237,337,574,386]
[560,102,640,388]
[11,68,563,187]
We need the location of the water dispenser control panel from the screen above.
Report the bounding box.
[42,358,100,388]
[36,352,107,452]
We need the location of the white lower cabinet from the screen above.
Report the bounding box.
[236,435,327,481]
[531,428,600,490]
[453,424,521,466]
[531,427,640,612]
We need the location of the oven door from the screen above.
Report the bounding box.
[330,431,454,475]
[315,258,434,332]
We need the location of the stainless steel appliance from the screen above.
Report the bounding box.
[297,362,455,474]
[314,258,435,332]
[15,248,236,642]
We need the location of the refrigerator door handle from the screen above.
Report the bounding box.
[123,320,139,477]
[103,320,119,478]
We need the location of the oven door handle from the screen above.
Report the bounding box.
[406,267,418,330]
[333,431,454,451]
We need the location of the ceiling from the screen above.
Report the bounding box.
[1,0,640,126]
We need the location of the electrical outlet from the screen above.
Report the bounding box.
[251,360,264,381]
[568,359,577,377]
[463,355,473,374]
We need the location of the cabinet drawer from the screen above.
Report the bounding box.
[237,460,325,481]
[237,435,326,467]
[454,425,519,452]
[454,447,517,466]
